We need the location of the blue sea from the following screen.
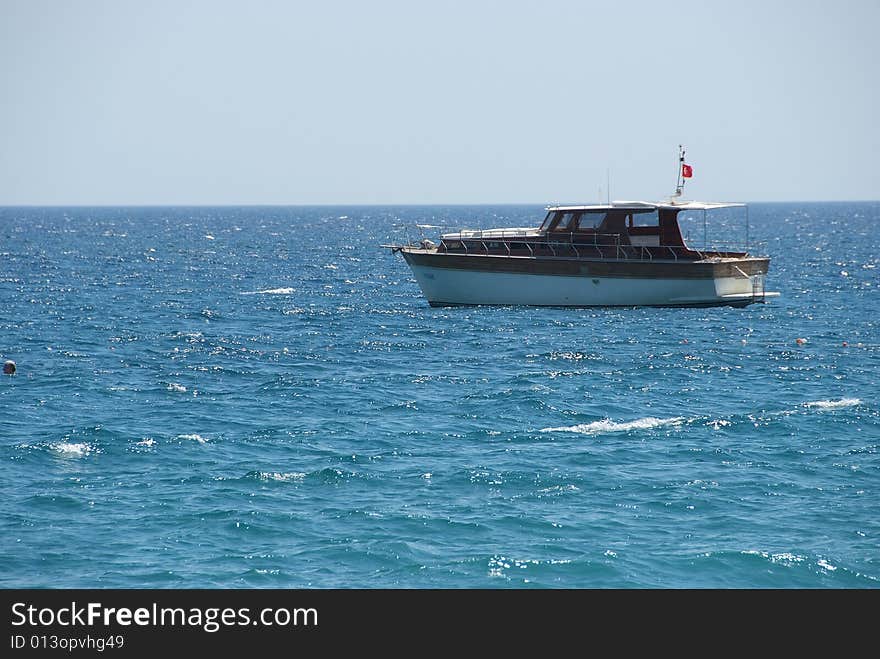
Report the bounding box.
[1,202,877,588]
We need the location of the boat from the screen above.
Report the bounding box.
[383,148,779,308]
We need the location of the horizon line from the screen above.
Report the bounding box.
[1,199,879,209]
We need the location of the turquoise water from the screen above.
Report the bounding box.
[0,203,877,588]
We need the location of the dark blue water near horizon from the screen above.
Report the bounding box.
[1,202,878,588]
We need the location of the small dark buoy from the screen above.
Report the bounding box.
[3,360,15,375]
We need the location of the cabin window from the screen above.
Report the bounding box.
[629,211,659,227]
[575,213,605,230]
[555,212,576,230]
[540,212,557,231]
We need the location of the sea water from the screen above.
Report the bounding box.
[0,203,877,588]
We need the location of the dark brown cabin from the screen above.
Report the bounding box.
[437,204,748,261]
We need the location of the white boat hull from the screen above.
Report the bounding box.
[404,257,775,307]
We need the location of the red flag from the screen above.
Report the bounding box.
[681,163,693,178]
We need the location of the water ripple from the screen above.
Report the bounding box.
[1,203,878,588]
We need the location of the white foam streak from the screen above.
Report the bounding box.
[257,471,305,482]
[242,287,296,295]
[742,550,806,565]
[177,433,209,444]
[804,398,861,410]
[52,442,93,457]
[541,416,685,435]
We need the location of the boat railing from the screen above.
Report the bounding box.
[436,232,727,261]
[686,240,764,255]
[391,222,765,260]
[401,227,767,261]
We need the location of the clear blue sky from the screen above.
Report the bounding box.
[1,0,877,204]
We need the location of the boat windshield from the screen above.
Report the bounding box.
[541,209,608,232]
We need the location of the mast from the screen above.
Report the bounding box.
[674,145,686,198]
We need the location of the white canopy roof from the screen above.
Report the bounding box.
[547,200,746,212]
[653,200,746,210]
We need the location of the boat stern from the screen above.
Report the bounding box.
[706,257,778,305]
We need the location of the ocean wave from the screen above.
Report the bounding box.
[311,467,355,483]
[540,416,685,435]
[487,555,574,578]
[177,433,210,444]
[166,382,187,393]
[249,471,306,482]
[804,398,861,410]
[741,550,807,566]
[536,484,581,496]
[242,287,296,295]
[738,551,842,576]
[51,442,95,457]
[241,468,356,484]
[171,331,203,340]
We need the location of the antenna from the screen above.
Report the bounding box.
[606,167,610,205]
